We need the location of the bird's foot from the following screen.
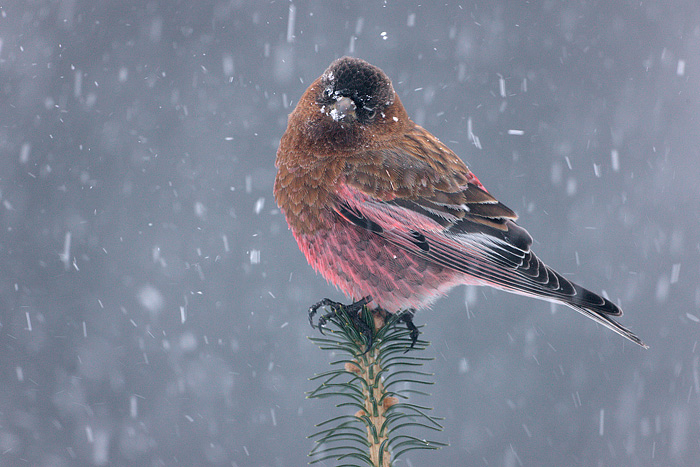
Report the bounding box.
[308,298,421,353]
[309,296,374,349]
[396,309,420,350]
[308,298,344,332]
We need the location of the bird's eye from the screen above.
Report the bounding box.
[367,108,377,119]
[323,88,333,98]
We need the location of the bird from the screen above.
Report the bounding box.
[273,56,646,349]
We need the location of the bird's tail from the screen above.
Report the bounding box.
[564,301,648,348]
[490,258,648,348]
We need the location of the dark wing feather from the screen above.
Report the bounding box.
[345,125,518,231]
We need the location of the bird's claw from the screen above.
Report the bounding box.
[308,298,344,333]
[308,298,421,353]
[308,296,374,347]
[398,309,420,351]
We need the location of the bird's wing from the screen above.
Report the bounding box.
[338,130,646,347]
[342,125,518,231]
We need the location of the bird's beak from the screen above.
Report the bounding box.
[329,97,356,122]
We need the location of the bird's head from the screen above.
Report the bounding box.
[318,56,395,124]
[290,57,408,152]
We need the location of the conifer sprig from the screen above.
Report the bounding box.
[307,306,446,466]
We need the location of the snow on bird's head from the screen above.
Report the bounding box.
[321,57,394,113]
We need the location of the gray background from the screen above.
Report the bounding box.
[2,1,699,466]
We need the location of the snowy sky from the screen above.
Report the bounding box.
[2,1,699,465]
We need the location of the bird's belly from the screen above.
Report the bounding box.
[293,222,470,312]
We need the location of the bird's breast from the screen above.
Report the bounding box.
[274,156,344,236]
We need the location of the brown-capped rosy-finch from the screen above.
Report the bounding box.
[274,56,646,348]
